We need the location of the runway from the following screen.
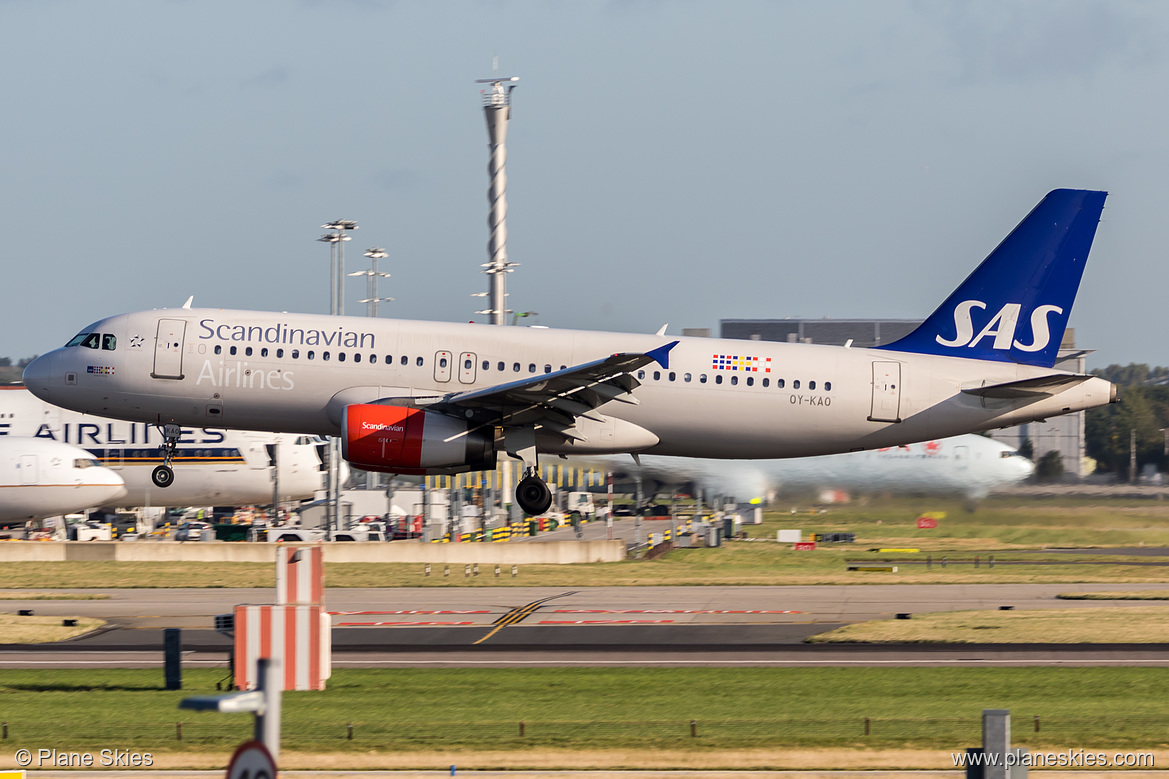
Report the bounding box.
[2,583,1169,667]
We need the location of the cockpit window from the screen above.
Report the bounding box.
[73,458,101,469]
[79,333,101,349]
[101,334,116,351]
[66,333,91,347]
[1002,450,1021,459]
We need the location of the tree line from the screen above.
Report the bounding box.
[1086,364,1169,479]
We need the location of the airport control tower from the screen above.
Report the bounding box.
[474,74,519,325]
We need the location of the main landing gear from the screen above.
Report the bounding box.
[516,469,553,516]
[505,428,553,516]
[151,423,182,488]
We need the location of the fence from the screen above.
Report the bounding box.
[1,716,1163,750]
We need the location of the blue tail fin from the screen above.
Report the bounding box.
[876,189,1106,368]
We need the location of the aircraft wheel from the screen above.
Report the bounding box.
[516,475,552,515]
[151,465,175,488]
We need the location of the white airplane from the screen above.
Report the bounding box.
[581,434,1035,506]
[0,437,127,524]
[0,386,325,507]
[23,189,1117,515]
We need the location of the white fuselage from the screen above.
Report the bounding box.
[0,386,324,507]
[582,434,1035,502]
[0,437,127,522]
[25,308,1115,464]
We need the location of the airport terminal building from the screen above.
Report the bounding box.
[719,318,1092,478]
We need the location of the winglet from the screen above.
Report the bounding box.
[646,340,679,370]
[182,296,194,309]
[655,324,669,337]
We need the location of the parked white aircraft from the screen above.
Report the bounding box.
[583,434,1035,506]
[0,386,325,507]
[0,437,127,523]
[24,189,1117,515]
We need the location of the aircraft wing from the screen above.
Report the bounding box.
[427,341,679,440]
[961,374,1094,399]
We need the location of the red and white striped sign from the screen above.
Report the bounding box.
[276,545,324,606]
[234,604,330,691]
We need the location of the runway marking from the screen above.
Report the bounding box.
[552,609,803,614]
[336,621,476,626]
[539,619,676,624]
[473,590,579,645]
[329,610,490,615]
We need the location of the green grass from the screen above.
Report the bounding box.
[1,667,1167,754]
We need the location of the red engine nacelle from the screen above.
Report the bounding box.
[342,404,496,475]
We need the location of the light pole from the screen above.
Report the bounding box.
[317,220,357,536]
[321,219,358,315]
[348,247,393,318]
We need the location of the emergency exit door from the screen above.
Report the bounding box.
[869,361,902,423]
[152,319,187,380]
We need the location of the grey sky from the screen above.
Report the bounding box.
[1,0,1164,368]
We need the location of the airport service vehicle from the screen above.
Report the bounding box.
[0,437,127,524]
[582,433,1034,506]
[0,387,325,507]
[174,521,212,541]
[24,189,1117,515]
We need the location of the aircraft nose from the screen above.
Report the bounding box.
[22,352,55,401]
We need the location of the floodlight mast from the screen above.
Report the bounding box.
[349,247,393,318]
[474,75,519,326]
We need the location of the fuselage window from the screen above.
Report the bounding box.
[416,356,424,367]
[101,334,117,351]
[482,360,489,370]
[323,351,331,361]
[292,349,299,359]
[307,351,315,360]
[715,375,723,385]
[214,345,222,355]
[339,352,347,363]
[669,372,676,381]
[498,361,505,371]
[230,346,238,356]
[276,349,284,358]
[369,354,377,364]
[762,378,769,387]
[384,355,392,364]
[637,370,645,379]
[260,348,268,358]
[653,371,661,381]
[684,373,692,382]
[809,380,816,390]
[245,347,253,357]
[560,365,566,371]
[825,381,832,391]
[731,375,738,386]
[746,376,754,386]
[793,379,800,389]
[544,364,551,374]
[528,363,536,373]
[401,356,408,366]
[700,374,707,384]
[440,357,448,368]
[354,353,361,363]
[513,363,520,372]
[777,378,785,389]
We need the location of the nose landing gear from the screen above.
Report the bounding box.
[151,423,182,488]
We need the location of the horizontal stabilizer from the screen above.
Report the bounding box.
[961,374,1093,399]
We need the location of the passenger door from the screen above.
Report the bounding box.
[869,361,902,423]
[152,319,187,380]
